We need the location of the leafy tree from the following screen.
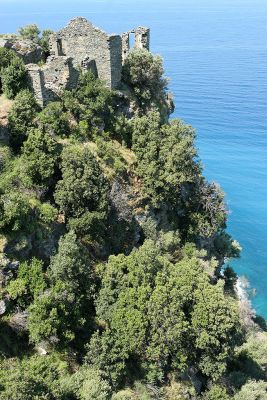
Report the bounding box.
[63,71,115,133]
[85,329,128,388]
[62,366,111,400]
[54,144,109,219]
[186,180,227,240]
[88,239,240,386]
[112,114,133,147]
[29,231,94,346]
[18,24,40,42]
[8,89,39,151]
[1,56,26,99]
[202,385,230,400]
[0,47,16,70]
[238,333,267,374]
[191,280,240,380]
[7,258,46,307]
[234,380,267,400]
[21,128,59,189]
[39,29,53,55]
[0,145,12,172]
[132,111,200,206]
[37,101,70,137]
[48,230,92,295]
[0,191,33,234]
[0,353,69,399]
[0,47,16,92]
[28,281,78,345]
[122,48,168,111]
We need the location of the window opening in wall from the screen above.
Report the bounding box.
[129,33,135,49]
[57,39,64,56]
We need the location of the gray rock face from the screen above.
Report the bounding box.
[9,311,29,332]
[110,180,134,223]
[0,37,43,64]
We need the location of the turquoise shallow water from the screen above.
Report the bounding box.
[1,0,267,317]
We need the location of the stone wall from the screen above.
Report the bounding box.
[27,56,79,106]
[121,27,150,65]
[135,27,150,51]
[24,18,150,106]
[49,17,122,89]
[109,35,123,89]
[121,33,130,64]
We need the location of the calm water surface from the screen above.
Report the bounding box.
[1,0,267,317]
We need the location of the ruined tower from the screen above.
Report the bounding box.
[49,18,122,89]
[122,27,150,64]
[26,18,150,106]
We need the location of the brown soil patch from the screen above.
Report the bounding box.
[0,95,13,127]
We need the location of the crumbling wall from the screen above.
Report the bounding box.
[121,27,150,65]
[21,18,150,106]
[134,27,150,51]
[49,17,122,88]
[109,35,122,89]
[122,32,130,65]
[27,56,79,106]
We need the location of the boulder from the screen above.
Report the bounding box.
[0,299,7,315]
[0,36,43,64]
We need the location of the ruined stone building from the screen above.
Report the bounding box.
[26,18,150,106]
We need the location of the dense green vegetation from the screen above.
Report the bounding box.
[0,47,26,99]
[0,29,266,399]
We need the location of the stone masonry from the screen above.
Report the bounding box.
[25,17,150,106]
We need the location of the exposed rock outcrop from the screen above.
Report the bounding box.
[0,36,43,64]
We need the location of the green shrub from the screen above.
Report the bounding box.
[0,47,16,70]
[0,145,12,172]
[7,258,46,307]
[54,144,109,219]
[21,128,59,189]
[18,24,40,42]
[1,56,26,99]
[132,111,200,206]
[38,29,53,54]
[0,191,33,234]
[234,380,267,400]
[8,89,39,151]
[112,390,135,400]
[63,71,115,132]
[202,385,230,400]
[0,353,69,399]
[37,101,70,137]
[87,240,240,386]
[122,48,168,111]
[0,47,16,93]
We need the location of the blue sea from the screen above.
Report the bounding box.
[1,0,267,317]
